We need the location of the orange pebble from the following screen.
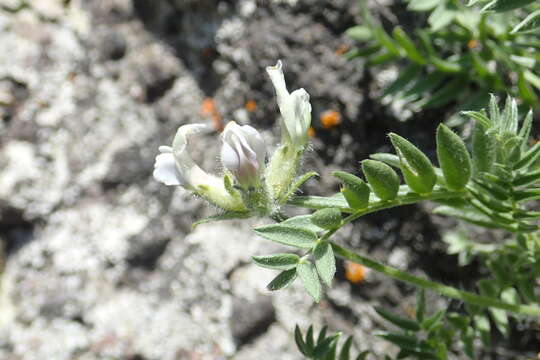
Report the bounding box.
[320,110,341,129]
[245,100,257,112]
[335,44,350,55]
[345,261,366,284]
[201,97,217,116]
[307,126,316,138]
[467,39,478,49]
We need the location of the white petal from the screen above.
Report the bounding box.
[159,146,173,153]
[290,88,312,139]
[240,124,266,168]
[172,124,209,155]
[170,123,213,189]
[153,153,184,186]
[221,141,240,171]
[266,60,289,106]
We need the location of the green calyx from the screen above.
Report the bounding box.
[361,159,400,200]
[389,133,436,194]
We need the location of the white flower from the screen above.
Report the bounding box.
[153,124,218,190]
[221,121,266,187]
[266,60,312,147]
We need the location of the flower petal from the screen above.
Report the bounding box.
[290,88,312,141]
[153,152,185,186]
[221,141,240,171]
[266,60,289,101]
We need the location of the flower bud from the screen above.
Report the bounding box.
[221,121,266,188]
[266,60,312,148]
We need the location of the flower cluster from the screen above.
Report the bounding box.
[153,60,312,216]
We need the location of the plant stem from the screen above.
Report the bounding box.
[331,242,540,317]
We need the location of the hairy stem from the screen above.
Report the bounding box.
[331,242,540,317]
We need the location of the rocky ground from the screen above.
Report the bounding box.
[0,0,536,359]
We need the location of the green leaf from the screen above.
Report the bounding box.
[317,326,328,344]
[314,333,341,358]
[362,160,400,200]
[393,27,426,64]
[478,278,498,297]
[428,2,457,31]
[513,169,540,187]
[375,307,421,331]
[422,309,446,332]
[252,253,300,270]
[280,171,319,203]
[339,336,354,360]
[461,110,491,129]
[306,325,315,350]
[297,260,322,302]
[474,314,491,346]
[192,211,250,228]
[282,215,325,233]
[483,0,536,12]
[403,72,446,99]
[512,9,540,33]
[518,110,533,152]
[346,26,372,41]
[311,208,343,230]
[314,241,336,286]
[376,332,434,354]
[370,153,401,168]
[295,325,309,356]
[416,290,426,323]
[381,64,422,98]
[422,77,465,108]
[489,94,501,126]
[501,96,518,134]
[447,313,470,331]
[389,133,436,194]
[373,26,401,56]
[429,56,463,74]
[267,268,297,291]
[490,307,509,336]
[408,0,441,11]
[436,124,472,191]
[513,141,540,170]
[254,224,318,249]
[333,171,371,210]
[472,120,497,175]
[287,194,351,212]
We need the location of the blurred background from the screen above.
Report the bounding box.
[0,0,536,359]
